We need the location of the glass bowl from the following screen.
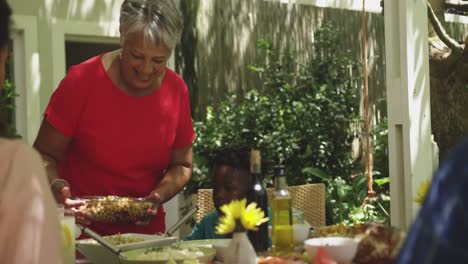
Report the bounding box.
[78,196,153,224]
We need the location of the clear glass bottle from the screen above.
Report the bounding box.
[271,165,294,253]
[246,149,269,252]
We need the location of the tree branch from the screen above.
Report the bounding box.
[428,1,464,54]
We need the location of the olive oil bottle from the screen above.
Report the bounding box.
[246,149,269,252]
[271,165,294,252]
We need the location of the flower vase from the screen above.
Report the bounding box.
[224,232,257,264]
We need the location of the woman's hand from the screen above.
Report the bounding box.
[72,207,92,226]
[51,179,71,204]
[51,180,90,225]
[145,191,161,215]
[66,197,91,226]
[135,191,161,226]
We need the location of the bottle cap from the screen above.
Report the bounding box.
[250,150,261,163]
[250,150,261,173]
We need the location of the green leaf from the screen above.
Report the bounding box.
[302,167,331,181]
[374,177,390,186]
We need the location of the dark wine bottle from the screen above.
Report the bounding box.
[246,149,269,252]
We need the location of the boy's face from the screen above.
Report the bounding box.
[213,164,250,214]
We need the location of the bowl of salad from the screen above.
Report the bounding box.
[121,243,216,264]
[76,233,177,264]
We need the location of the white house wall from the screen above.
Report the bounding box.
[9,0,124,143]
[11,15,40,145]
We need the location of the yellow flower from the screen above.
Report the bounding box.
[220,199,246,218]
[241,202,269,231]
[216,198,269,235]
[215,214,236,235]
[415,179,432,204]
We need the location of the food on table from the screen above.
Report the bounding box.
[79,196,153,223]
[104,233,145,245]
[134,245,205,261]
[312,222,405,264]
[351,223,405,264]
[258,252,309,264]
[313,223,357,237]
[257,256,293,264]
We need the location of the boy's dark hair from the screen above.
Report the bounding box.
[211,145,250,172]
[0,0,12,49]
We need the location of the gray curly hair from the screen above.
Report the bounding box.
[120,0,183,50]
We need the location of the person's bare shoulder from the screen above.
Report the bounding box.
[0,138,45,179]
[0,138,41,161]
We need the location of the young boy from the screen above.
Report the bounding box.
[185,147,251,240]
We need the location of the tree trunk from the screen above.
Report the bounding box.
[430,72,468,160]
[428,0,468,160]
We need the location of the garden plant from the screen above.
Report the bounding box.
[187,24,389,225]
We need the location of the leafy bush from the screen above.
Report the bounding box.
[303,118,390,225]
[187,24,361,200]
[0,80,19,138]
[1,50,19,138]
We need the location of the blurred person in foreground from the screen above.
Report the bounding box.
[33,0,195,236]
[0,0,61,262]
[396,138,468,263]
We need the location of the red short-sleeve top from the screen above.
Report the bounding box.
[44,54,196,235]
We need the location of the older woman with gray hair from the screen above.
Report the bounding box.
[34,0,195,236]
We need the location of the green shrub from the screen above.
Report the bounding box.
[302,118,390,225]
[0,80,19,138]
[188,24,361,199]
[1,49,19,138]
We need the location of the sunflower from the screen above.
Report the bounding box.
[216,198,269,235]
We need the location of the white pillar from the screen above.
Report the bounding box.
[384,0,434,229]
[12,15,41,145]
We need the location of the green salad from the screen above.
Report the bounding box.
[135,245,205,261]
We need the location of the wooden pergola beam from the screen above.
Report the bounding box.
[445,0,468,11]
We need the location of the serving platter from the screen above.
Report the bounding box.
[120,246,216,264]
[76,233,177,264]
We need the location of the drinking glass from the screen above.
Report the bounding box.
[58,206,76,264]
